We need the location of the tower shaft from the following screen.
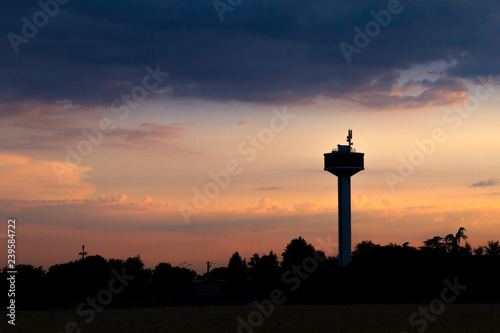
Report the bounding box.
[337,176,352,267]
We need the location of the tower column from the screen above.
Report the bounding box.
[338,175,351,267]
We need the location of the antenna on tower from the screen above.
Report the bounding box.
[347,129,353,150]
[79,245,87,260]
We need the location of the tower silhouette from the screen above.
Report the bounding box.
[324,130,364,267]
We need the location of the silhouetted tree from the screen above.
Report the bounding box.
[421,236,446,255]
[225,252,248,300]
[204,266,228,281]
[152,263,173,301]
[352,240,379,258]
[455,227,468,244]
[108,258,125,268]
[45,255,115,305]
[484,240,500,256]
[3,230,500,307]
[152,263,196,305]
[248,253,260,274]
[170,266,196,303]
[444,227,468,255]
[2,264,45,308]
[122,255,149,301]
[460,242,472,256]
[281,237,335,303]
[473,245,484,256]
[248,250,281,298]
[281,237,316,269]
[81,255,112,294]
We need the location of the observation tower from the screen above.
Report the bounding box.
[324,130,364,267]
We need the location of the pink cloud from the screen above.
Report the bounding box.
[125,122,184,145]
[0,100,100,117]
[3,120,185,150]
[13,116,79,131]
[237,120,253,125]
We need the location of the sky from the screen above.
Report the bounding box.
[0,0,499,274]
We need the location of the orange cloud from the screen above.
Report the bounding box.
[354,194,399,211]
[241,198,330,215]
[246,198,288,214]
[83,194,129,205]
[293,201,323,214]
[237,120,253,125]
[0,153,96,200]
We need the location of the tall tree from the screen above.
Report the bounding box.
[123,255,148,300]
[281,237,316,269]
[225,252,248,300]
[445,227,468,255]
[455,227,468,245]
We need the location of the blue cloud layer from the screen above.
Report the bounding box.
[1,0,499,110]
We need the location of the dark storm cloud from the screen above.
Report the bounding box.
[1,0,499,112]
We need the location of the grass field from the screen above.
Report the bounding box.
[2,304,500,333]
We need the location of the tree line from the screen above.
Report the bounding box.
[2,228,500,309]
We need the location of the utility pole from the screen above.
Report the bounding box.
[78,245,87,260]
[206,261,211,305]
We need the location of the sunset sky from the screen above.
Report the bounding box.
[1,0,499,274]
